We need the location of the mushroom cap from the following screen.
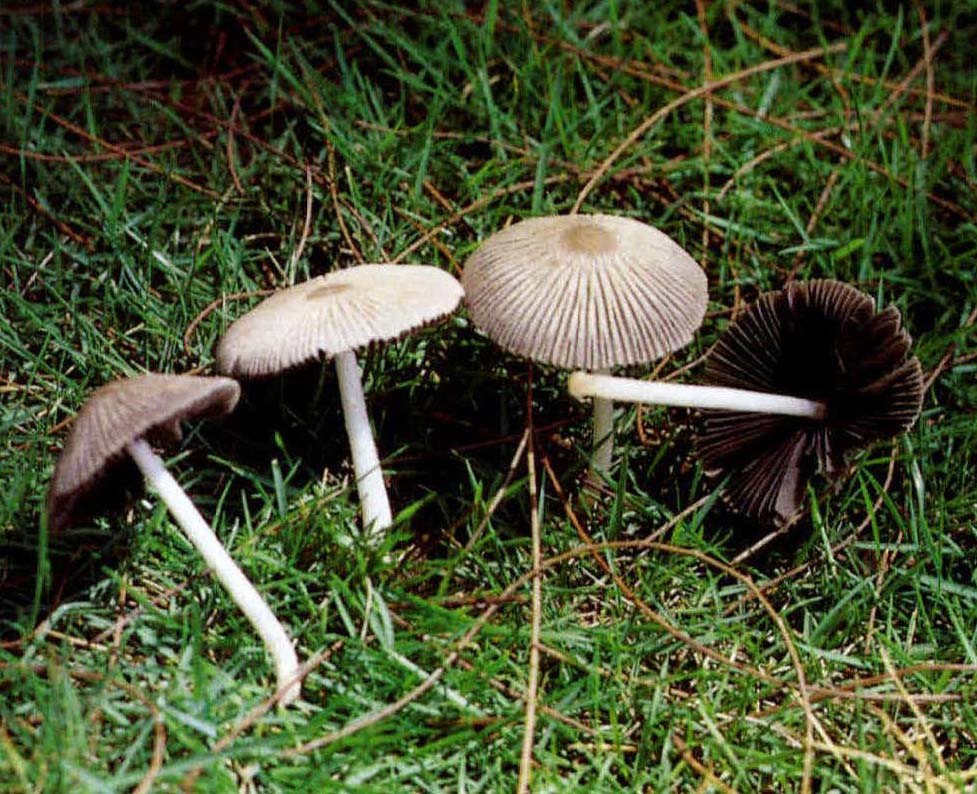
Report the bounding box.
[695,279,924,523]
[48,374,240,532]
[461,214,708,370]
[216,264,465,378]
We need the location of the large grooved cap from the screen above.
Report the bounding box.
[48,374,240,531]
[461,214,708,369]
[216,264,464,378]
[696,279,924,524]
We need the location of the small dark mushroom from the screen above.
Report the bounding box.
[695,279,924,522]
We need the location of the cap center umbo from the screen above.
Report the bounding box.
[561,223,617,256]
[306,283,352,301]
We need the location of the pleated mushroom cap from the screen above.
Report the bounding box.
[216,264,464,378]
[696,280,924,523]
[461,214,708,370]
[48,374,240,532]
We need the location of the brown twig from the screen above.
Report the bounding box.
[13,90,218,198]
[517,368,542,793]
[571,42,848,212]
[714,131,838,203]
[563,43,972,222]
[672,733,740,794]
[182,290,273,356]
[226,82,249,195]
[287,163,314,273]
[391,175,571,264]
[922,305,977,392]
[732,8,966,110]
[461,429,529,553]
[695,0,714,270]
[393,207,462,273]
[542,458,817,794]
[0,171,92,247]
[285,535,809,758]
[326,140,364,264]
[180,640,345,791]
[0,662,167,794]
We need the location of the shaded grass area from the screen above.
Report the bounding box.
[2,1,976,790]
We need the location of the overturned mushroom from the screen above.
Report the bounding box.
[216,264,464,536]
[47,374,301,704]
[570,280,924,522]
[462,213,707,476]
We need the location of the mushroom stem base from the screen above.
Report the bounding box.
[569,372,827,419]
[126,438,301,705]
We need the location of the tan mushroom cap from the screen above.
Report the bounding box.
[216,264,465,378]
[461,214,708,370]
[48,374,240,531]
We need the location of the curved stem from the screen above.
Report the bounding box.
[127,438,301,705]
[334,350,393,536]
[569,372,827,419]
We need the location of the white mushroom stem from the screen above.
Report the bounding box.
[334,349,393,536]
[568,372,827,419]
[126,437,301,705]
[590,368,615,476]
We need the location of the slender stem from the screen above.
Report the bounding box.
[588,366,615,479]
[517,424,541,793]
[569,372,827,419]
[591,396,614,475]
[334,350,393,536]
[126,438,301,705]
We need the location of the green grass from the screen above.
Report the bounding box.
[2,1,977,791]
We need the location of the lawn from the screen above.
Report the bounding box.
[2,1,976,791]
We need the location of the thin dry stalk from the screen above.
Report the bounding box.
[180,641,345,792]
[571,42,847,212]
[548,464,818,794]
[672,732,739,794]
[286,163,314,274]
[183,290,273,356]
[285,536,805,757]
[0,662,168,794]
[695,0,714,270]
[462,429,529,553]
[916,3,935,158]
[517,382,542,794]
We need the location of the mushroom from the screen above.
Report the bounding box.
[570,279,924,522]
[216,264,464,536]
[47,373,302,704]
[461,213,708,476]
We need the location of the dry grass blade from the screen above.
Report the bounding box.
[571,42,847,212]
[0,663,168,794]
[517,381,542,794]
[544,462,819,794]
[180,641,345,792]
[183,290,274,356]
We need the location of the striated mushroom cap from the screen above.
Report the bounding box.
[696,280,924,523]
[48,374,240,532]
[461,214,708,370]
[216,264,464,378]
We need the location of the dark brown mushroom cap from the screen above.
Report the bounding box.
[461,214,708,370]
[215,265,464,378]
[47,374,240,532]
[695,279,924,523]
